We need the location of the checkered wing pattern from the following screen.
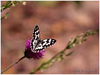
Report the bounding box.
[31,25,56,53]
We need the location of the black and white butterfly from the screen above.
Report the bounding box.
[30,25,56,53]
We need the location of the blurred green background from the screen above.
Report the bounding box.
[1,1,99,74]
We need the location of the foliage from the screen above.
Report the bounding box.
[1,1,26,20]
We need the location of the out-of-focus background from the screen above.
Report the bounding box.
[1,1,99,74]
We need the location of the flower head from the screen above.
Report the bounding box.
[24,40,45,59]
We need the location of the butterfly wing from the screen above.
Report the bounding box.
[31,25,56,53]
[35,39,56,52]
[42,39,56,49]
[31,25,40,52]
[33,25,39,40]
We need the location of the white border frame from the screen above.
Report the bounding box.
[0,0,99,75]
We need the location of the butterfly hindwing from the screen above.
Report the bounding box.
[35,42,44,52]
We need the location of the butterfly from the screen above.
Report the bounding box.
[30,25,56,53]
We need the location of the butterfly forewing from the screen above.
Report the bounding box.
[35,39,56,51]
[42,39,56,48]
[33,25,39,40]
[31,25,40,52]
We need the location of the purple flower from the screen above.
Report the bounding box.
[24,40,45,59]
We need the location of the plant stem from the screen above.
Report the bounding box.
[1,1,26,20]
[31,51,73,74]
[1,1,19,12]
[1,12,9,20]
[30,29,99,74]
[1,56,25,74]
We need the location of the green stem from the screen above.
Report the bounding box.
[1,1,19,12]
[1,12,9,20]
[1,56,25,74]
[30,29,99,74]
[1,1,25,20]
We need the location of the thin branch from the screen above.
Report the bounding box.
[1,56,26,74]
[1,1,25,12]
[1,12,9,20]
[30,29,99,74]
[1,1,26,20]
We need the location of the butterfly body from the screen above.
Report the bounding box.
[31,25,56,53]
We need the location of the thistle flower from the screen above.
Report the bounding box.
[24,40,45,59]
